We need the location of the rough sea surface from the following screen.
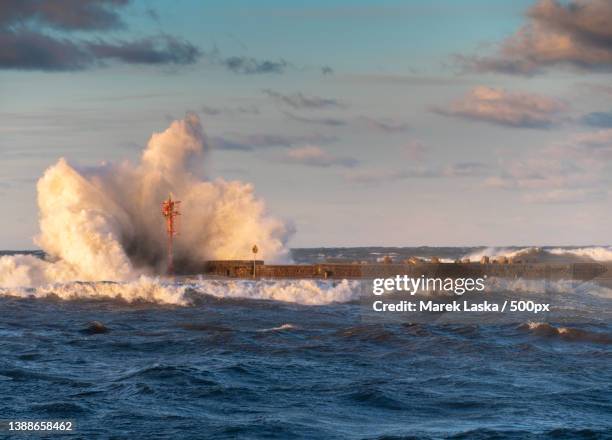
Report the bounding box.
[0,247,611,439]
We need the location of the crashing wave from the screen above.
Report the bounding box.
[548,247,612,262]
[0,114,290,288]
[0,278,361,306]
[464,247,541,262]
[464,246,612,263]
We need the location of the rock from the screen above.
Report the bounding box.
[493,256,509,264]
[81,321,109,335]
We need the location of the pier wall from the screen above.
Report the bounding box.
[201,261,606,281]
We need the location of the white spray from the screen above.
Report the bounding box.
[0,113,290,287]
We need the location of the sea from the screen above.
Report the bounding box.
[0,247,611,439]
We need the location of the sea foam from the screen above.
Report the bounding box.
[0,277,362,306]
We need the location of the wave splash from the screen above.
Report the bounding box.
[1,274,609,307]
[0,114,290,288]
[465,246,612,262]
[0,278,361,306]
[548,246,612,262]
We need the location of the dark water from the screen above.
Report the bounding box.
[0,247,611,439]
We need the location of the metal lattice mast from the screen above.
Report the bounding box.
[161,195,181,274]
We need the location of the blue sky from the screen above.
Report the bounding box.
[2,0,612,248]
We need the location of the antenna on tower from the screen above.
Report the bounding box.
[161,194,181,275]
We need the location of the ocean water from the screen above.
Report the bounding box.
[0,247,611,439]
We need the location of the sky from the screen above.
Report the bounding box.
[2,0,612,249]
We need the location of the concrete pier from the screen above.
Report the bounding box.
[202,260,607,282]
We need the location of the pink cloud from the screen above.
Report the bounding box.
[435,86,566,128]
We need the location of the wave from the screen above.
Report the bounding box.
[446,428,610,439]
[0,277,361,306]
[484,277,612,297]
[519,322,612,344]
[186,279,360,305]
[484,278,612,309]
[0,114,290,288]
[0,276,190,305]
[463,247,540,262]
[548,246,612,262]
[31,402,90,416]
[1,274,610,307]
[465,246,612,263]
[257,323,297,332]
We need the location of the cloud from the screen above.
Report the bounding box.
[434,86,566,128]
[344,161,486,184]
[210,137,254,151]
[211,133,338,151]
[263,89,346,109]
[282,146,358,168]
[0,0,201,71]
[202,48,329,76]
[343,168,436,184]
[0,0,128,31]
[485,157,598,191]
[458,0,612,75]
[222,56,288,74]
[486,129,612,203]
[0,31,200,70]
[0,1,304,75]
[0,30,89,71]
[356,116,410,132]
[87,36,199,65]
[283,110,411,134]
[283,112,347,127]
[571,128,612,151]
[581,111,612,128]
[200,105,259,116]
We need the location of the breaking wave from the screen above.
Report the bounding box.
[548,246,612,262]
[0,278,361,306]
[1,274,610,307]
[258,323,297,332]
[464,247,540,261]
[465,246,612,263]
[0,114,290,288]
[0,277,189,305]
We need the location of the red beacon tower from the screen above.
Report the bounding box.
[161,194,181,274]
